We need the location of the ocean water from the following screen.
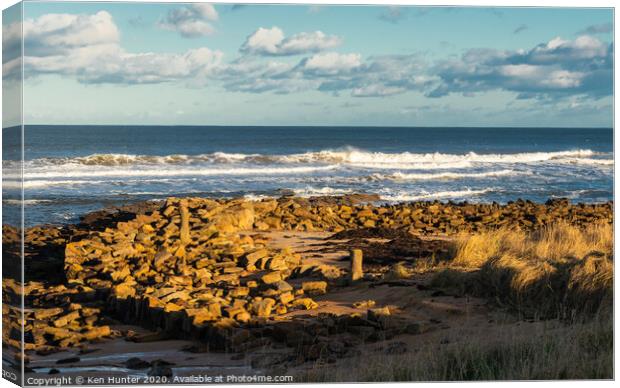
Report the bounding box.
[2,126,614,226]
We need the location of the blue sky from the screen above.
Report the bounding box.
[3,2,614,127]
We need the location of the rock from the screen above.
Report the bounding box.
[261,271,282,285]
[164,303,184,313]
[52,311,80,328]
[367,307,391,322]
[34,307,64,320]
[125,357,151,369]
[230,329,251,346]
[112,283,135,299]
[82,326,111,341]
[148,361,173,377]
[353,300,376,309]
[242,249,269,267]
[302,281,327,295]
[254,298,276,317]
[279,292,294,305]
[154,250,174,271]
[273,280,293,293]
[56,356,80,364]
[42,327,73,341]
[291,298,318,310]
[187,309,216,326]
[229,287,249,298]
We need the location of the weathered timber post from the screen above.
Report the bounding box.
[350,249,363,282]
[177,199,191,273]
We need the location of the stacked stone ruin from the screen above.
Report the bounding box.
[63,198,333,352]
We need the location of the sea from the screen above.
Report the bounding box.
[2,126,614,226]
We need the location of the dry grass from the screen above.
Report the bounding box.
[384,262,411,280]
[297,315,612,381]
[435,221,613,318]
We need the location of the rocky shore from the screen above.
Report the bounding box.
[2,195,613,376]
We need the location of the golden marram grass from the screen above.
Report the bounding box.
[437,221,613,318]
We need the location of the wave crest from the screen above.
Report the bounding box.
[22,148,607,170]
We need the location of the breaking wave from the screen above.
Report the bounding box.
[378,188,492,202]
[365,169,522,182]
[17,148,609,171]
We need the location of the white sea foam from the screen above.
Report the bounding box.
[379,188,492,202]
[278,148,601,166]
[4,199,53,205]
[292,186,355,197]
[245,187,487,202]
[552,157,614,167]
[21,165,339,180]
[366,169,521,182]
[19,148,608,170]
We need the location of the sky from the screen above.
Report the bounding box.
[2,2,614,127]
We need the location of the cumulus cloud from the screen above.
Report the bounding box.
[24,11,120,55]
[2,20,23,80]
[217,52,433,98]
[213,57,310,93]
[240,27,341,56]
[158,4,218,38]
[8,11,223,84]
[7,10,613,107]
[298,52,362,75]
[428,35,612,99]
[316,54,434,97]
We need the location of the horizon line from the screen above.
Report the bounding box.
[7,124,614,130]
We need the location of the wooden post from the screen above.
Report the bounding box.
[179,199,190,245]
[350,249,363,282]
[177,199,190,273]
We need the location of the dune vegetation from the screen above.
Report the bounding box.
[297,313,612,381]
[432,221,613,319]
[299,220,613,382]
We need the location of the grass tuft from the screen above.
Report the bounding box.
[435,221,613,318]
[297,315,612,381]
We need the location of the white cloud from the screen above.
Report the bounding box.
[541,70,584,88]
[352,84,406,97]
[240,26,341,56]
[527,35,609,64]
[430,35,612,99]
[8,10,611,106]
[24,11,120,51]
[499,64,542,78]
[14,11,223,84]
[240,27,284,55]
[300,52,362,75]
[158,4,218,38]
